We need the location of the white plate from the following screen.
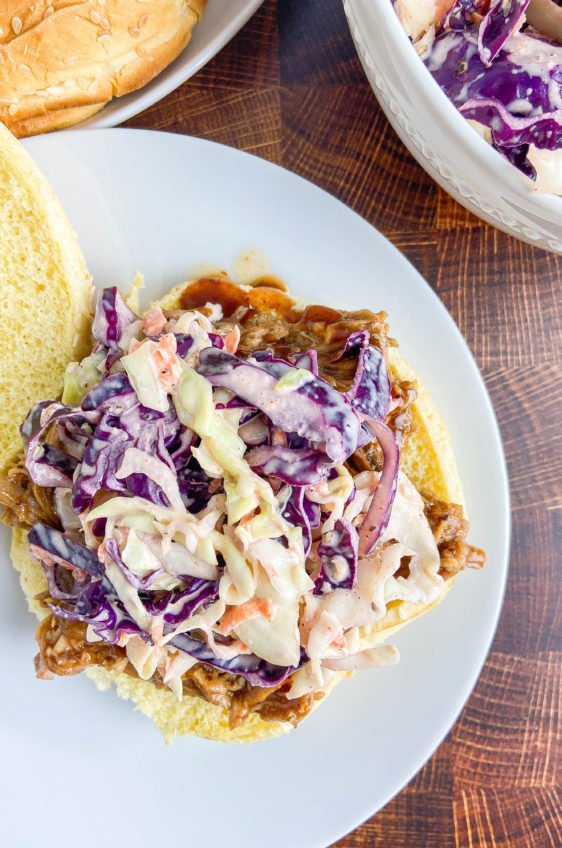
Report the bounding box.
[0,130,510,848]
[79,0,264,129]
[344,0,562,253]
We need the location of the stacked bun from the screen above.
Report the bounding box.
[0,1,206,136]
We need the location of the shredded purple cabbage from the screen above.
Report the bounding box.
[332,333,392,422]
[174,334,194,358]
[46,583,147,646]
[425,29,562,135]
[92,287,138,368]
[29,522,102,576]
[104,537,164,590]
[71,416,131,513]
[289,349,319,375]
[460,98,562,151]
[245,445,331,486]
[280,485,321,556]
[81,372,137,413]
[404,0,562,182]
[176,454,218,512]
[443,0,478,31]
[315,518,359,593]
[23,288,399,688]
[196,348,361,465]
[478,0,529,65]
[21,401,97,488]
[168,632,301,687]
[162,580,219,628]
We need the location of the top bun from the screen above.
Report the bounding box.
[0,0,206,137]
[0,122,92,472]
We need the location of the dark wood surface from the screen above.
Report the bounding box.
[126,1,562,845]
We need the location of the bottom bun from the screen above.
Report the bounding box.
[13,104,106,139]
[10,528,454,743]
[11,526,453,742]
[9,340,464,742]
[11,524,341,743]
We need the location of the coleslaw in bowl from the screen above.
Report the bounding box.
[396,0,562,195]
[344,0,562,251]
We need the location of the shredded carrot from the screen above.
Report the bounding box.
[219,597,276,636]
[310,480,330,495]
[223,325,240,354]
[330,631,346,651]
[143,305,166,335]
[151,618,164,645]
[228,639,253,655]
[154,333,182,388]
[272,428,287,447]
[238,510,257,530]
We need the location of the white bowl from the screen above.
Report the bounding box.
[344,0,562,253]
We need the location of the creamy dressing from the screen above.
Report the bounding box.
[506,31,562,79]
[527,143,562,190]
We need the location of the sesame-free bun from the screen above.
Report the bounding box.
[9,276,466,743]
[0,122,92,475]
[0,1,206,137]
[388,347,465,509]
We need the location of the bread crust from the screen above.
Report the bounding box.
[0,1,206,137]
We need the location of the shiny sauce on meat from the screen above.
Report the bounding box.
[179,276,302,322]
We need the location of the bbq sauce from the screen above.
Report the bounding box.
[179,276,302,322]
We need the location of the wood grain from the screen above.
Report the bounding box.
[126,0,562,844]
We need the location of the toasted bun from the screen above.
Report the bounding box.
[0,123,92,474]
[0,1,206,137]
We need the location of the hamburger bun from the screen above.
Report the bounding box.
[0,122,92,475]
[0,1,206,137]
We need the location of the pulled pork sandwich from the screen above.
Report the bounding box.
[1,271,485,742]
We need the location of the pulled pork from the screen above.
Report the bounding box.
[0,458,59,530]
[423,495,485,577]
[3,279,483,731]
[35,614,318,729]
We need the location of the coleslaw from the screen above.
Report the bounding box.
[394,0,562,194]
[22,283,465,710]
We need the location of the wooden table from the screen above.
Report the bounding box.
[127,1,561,845]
